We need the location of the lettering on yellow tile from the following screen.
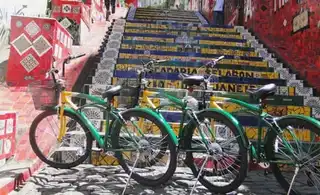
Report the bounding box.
[287,106,311,116]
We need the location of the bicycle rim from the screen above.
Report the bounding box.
[29,110,93,169]
[111,109,177,186]
[265,117,320,195]
[184,110,248,194]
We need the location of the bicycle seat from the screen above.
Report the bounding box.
[102,85,122,100]
[179,73,205,86]
[247,83,276,101]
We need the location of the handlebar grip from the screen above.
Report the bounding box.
[216,55,225,61]
[72,53,86,59]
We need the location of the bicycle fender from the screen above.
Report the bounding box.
[206,108,249,149]
[276,114,320,128]
[130,107,179,146]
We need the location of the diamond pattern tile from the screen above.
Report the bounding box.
[32,36,52,56]
[62,4,72,13]
[103,49,119,59]
[110,32,123,40]
[107,40,121,49]
[98,59,116,69]
[60,18,72,29]
[24,21,40,38]
[11,34,32,55]
[20,54,39,73]
[93,70,113,85]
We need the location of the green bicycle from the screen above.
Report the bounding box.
[120,57,320,195]
[183,63,320,195]
[28,55,178,188]
[115,57,249,194]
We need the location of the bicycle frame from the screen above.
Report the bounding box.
[209,95,299,163]
[141,89,192,141]
[140,88,239,149]
[57,89,121,150]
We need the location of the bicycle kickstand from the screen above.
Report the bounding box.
[287,166,299,195]
[190,155,209,195]
[122,152,140,195]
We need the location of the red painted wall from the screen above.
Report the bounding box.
[243,0,320,90]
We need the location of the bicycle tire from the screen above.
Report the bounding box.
[265,117,320,195]
[184,110,248,194]
[29,109,93,169]
[111,108,177,187]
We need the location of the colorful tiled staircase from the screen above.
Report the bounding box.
[82,7,320,165]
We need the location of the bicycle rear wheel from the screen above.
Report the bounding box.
[29,109,93,169]
[184,110,248,194]
[111,108,177,187]
[265,117,320,195]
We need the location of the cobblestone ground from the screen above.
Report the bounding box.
[11,165,289,195]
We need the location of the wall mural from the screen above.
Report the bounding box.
[0,1,47,52]
[244,0,320,90]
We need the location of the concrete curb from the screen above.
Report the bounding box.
[0,159,44,194]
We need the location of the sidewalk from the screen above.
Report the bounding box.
[0,7,128,195]
[9,165,287,195]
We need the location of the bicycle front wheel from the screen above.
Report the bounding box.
[184,110,248,194]
[29,109,93,169]
[111,108,177,187]
[265,117,320,195]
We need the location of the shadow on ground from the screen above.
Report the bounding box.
[11,165,289,195]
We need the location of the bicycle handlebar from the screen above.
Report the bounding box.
[204,55,225,68]
[137,59,167,73]
[66,53,86,61]
[47,53,86,83]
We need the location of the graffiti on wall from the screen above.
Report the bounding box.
[244,0,320,89]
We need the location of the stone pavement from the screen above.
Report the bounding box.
[10,165,287,195]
